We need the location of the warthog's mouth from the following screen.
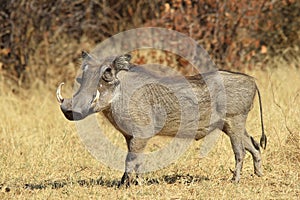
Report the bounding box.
[60,106,101,121]
[56,82,100,121]
[61,110,84,121]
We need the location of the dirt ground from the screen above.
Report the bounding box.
[0,65,299,199]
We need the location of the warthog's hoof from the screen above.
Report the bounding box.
[255,170,264,177]
[118,172,130,188]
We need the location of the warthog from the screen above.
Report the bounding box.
[57,51,267,186]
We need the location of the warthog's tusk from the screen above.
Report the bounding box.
[92,90,100,104]
[56,82,64,104]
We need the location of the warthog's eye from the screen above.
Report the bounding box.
[102,67,113,82]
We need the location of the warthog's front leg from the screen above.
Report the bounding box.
[119,136,148,187]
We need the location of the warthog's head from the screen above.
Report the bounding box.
[56,51,131,120]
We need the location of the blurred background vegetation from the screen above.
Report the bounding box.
[0,0,299,90]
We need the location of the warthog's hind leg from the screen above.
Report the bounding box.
[229,135,246,183]
[243,131,263,177]
[223,115,247,183]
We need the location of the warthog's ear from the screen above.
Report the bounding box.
[81,50,95,62]
[113,54,132,72]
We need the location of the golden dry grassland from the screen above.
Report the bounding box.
[0,64,299,199]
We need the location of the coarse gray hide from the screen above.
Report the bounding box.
[57,51,267,187]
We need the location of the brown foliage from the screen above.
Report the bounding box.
[0,0,299,88]
[146,0,300,70]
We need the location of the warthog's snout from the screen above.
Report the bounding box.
[56,82,98,121]
[60,101,83,121]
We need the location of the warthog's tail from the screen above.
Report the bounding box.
[256,85,267,149]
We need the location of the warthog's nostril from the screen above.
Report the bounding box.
[61,110,83,121]
[71,111,84,120]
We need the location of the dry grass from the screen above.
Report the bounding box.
[0,64,299,199]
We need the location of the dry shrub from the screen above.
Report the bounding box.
[146,0,300,70]
[0,0,299,89]
[0,0,161,89]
